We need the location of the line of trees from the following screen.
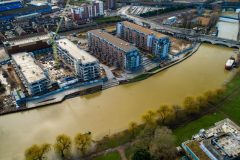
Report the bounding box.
[128,87,225,160]
[25,132,92,160]
[25,87,225,160]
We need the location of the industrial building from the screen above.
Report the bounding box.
[117,21,171,59]
[88,29,142,72]
[3,33,52,54]
[0,0,23,12]
[0,3,52,21]
[71,1,104,21]
[12,52,50,95]
[182,119,240,160]
[56,38,101,82]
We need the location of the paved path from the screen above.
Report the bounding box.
[83,142,131,160]
[117,146,128,160]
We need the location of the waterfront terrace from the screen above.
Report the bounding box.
[117,21,171,59]
[87,29,142,72]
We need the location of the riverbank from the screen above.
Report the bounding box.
[0,43,199,116]
[0,44,235,160]
[128,43,200,83]
[86,67,240,160]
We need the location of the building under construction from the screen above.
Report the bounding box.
[117,21,171,59]
[87,29,142,72]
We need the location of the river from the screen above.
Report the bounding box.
[0,43,237,160]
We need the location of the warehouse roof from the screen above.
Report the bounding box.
[0,4,50,17]
[57,38,98,64]
[121,21,167,39]
[12,52,47,84]
[0,0,21,5]
[88,29,137,52]
[5,33,50,47]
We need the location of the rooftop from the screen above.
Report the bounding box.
[121,21,167,39]
[5,33,50,47]
[183,119,240,160]
[0,4,50,17]
[185,141,211,160]
[0,0,21,5]
[12,52,47,84]
[88,29,137,52]
[56,38,99,64]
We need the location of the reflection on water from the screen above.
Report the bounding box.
[0,44,237,160]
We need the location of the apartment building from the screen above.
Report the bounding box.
[105,0,116,10]
[87,29,142,72]
[71,1,104,21]
[117,21,171,59]
[12,52,50,95]
[56,38,100,82]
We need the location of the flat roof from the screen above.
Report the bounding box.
[57,38,98,64]
[0,0,21,5]
[0,4,50,17]
[88,29,137,52]
[186,141,211,160]
[6,34,50,47]
[12,52,47,84]
[121,21,167,39]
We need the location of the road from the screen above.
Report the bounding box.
[118,6,240,48]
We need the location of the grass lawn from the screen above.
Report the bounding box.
[93,151,121,160]
[173,112,226,145]
[174,70,240,145]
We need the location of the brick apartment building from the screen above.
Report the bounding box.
[87,29,142,72]
[71,0,104,21]
[117,21,171,59]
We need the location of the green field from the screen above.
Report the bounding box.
[173,70,240,145]
[93,151,121,160]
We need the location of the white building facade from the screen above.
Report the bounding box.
[56,38,100,82]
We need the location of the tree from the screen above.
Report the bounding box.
[25,143,51,160]
[172,105,184,120]
[141,110,156,125]
[204,90,216,103]
[132,149,151,160]
[54,134,72,159]
[149,127,177,160]
[74,132,92,156]
[183,96,199,114]
[156,105,171,124]
[196,96,208,109]
[133,124,157,151]
[215,88,225,98]
[129,121,138,138]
